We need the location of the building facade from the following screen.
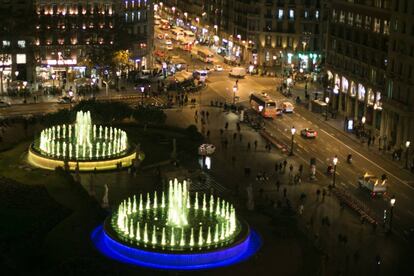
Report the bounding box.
[325,0,414,149]
[382,0,414,148]
[0,0,35,93]
[33,0,153,89]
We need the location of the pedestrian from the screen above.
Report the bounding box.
[201,110,205,117]
[283,188,287,198]
[276,180,280,191]
[254,140,258,150]
[298,204,304,215]
[279,163,283,172]
[236,122,241,132]
[224,139,228,149]
[367,137,371,147]
[247,142,251,151]
[239,133,243,142]
[283,160,287,172]
[233,133,237,140]
[322,189,326,201]
[372,135,376,145]
[220,129,223,136]
[225,122,229,130]
[206,130,210,138]
[231,155,236,166]
[316,189,321,199]
[289,164,293,174]
[206,111,209,120]
[299,164,303,175]
[274,163,278,173]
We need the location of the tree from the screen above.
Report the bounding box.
[112,50,133,71]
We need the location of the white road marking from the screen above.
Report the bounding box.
[319,128,414,191]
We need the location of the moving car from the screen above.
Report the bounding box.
[57,96,73,104]
[229,67,246,78]
[282,102,294,113]
[0,100,11,107]
[214,64,223,71]
[301,128,318,138]
[358,173,387,197]
[198,144,216,156]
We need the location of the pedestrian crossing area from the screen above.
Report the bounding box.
[187,172,229,194]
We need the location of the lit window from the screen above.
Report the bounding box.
[289,9,294,19]
[16,54,26,64]
[2,40,10,47]
[374,18,381,33]
[278,9,284,19]
[315,10,319,19]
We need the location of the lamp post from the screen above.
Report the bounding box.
[232,84,238,105]
[361,115,366,128]
[140,86,145,105]
[51,73,56,87]
[15,70,19,81]
[325,96,330,121]
[290,126,296,156]
[332,155,338,187]
[0,67,3,94]
[389,196,396,233]
[405,141,411,169]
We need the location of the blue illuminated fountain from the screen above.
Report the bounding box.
[91,179,261,270]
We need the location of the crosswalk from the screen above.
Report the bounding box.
[187,171,229,194]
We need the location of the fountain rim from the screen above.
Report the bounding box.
[29,141,136,163]
[103,211,250,254]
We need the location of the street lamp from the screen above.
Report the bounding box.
[51,73,56,87]
[140,86,145,105]
[290,126,296,156]
[389,196,396,233]
[232,85,238,105]
[0,67,3,94]
[332,155,338,187]
[405,141,411,169]
[14,70,19,81]
[325,96,330,121]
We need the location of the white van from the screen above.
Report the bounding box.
[229,67,246,78]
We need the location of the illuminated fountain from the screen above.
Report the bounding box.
[91,179,261,270]
[28,111,138,171]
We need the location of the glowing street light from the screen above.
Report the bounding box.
[51,73,56,87]
[389,196,396,233]
[290,126,296,156]
[172,6,176,15]
[140,86,145,105]
[332,155,338,187]
[405,141,411,168]
[325,96,330,121]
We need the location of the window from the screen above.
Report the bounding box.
[265,35,271,46]
[332,9,337,22]
[365,16,371,30]
[358,84,366,101]
[384,20,390,34]
[278,9,284,19]
[348,12,353,25]
[2,40,10,47]
[339,11,345,23]
[289,9,294,19]
[355,14,362,27]
[276,36,282,47]
[315,10,319,19]
[374,18,381,32]
[17,40,26,48]
[16,54,26,64]
[304,10,308,19]
[265,51,270,62]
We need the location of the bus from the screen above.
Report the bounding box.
[250,93,277,118]
[197,50,213,63]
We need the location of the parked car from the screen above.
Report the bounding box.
[301,128,318,138]
[0,100,11,107]
[198,144,216,155]
[214,64,223,71]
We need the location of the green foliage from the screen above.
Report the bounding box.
[132,106,167,125]
[185,125,203,141]
[41,109,73,127]
[73,100,133,124]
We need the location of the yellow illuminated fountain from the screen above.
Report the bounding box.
[28,111,137,171]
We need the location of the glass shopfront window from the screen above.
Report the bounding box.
[341,77,348,93]
[350,81,356,97]
[358,83,365,101]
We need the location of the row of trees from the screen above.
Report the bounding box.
[42,100,166,127]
